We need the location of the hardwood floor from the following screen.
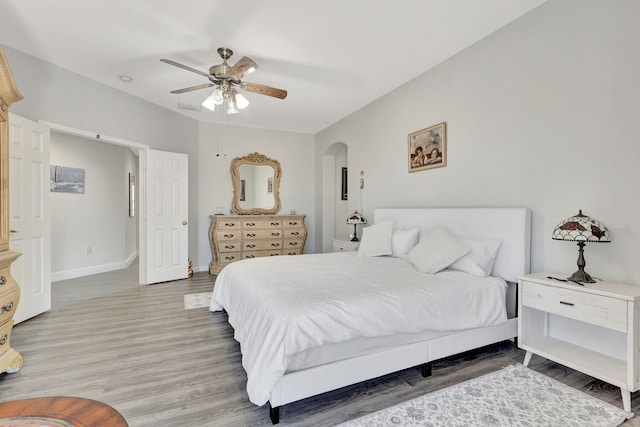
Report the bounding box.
[2,265,639,426]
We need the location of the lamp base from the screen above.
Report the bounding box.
[567,270,596,283]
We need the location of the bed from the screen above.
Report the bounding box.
[210,207,531,423]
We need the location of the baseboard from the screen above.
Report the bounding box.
[52,251,138,282]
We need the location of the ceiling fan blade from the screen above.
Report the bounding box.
[170,83,214,94]
[241,82,287,100]
[160,59,210,78]
[228,56,258,80]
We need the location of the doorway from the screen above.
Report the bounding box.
[321,142,348,253]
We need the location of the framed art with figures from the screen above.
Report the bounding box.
[408,122,447,172]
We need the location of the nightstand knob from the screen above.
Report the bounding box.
[0,276,6,285]
[0,334,6,345]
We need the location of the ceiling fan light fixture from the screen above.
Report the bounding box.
[226,96,239,115]
[201,96,217,112]
[201,87,225,111]
[233,91,249,110]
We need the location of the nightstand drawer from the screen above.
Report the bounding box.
[522,281,627,332]
[332,239,359,252]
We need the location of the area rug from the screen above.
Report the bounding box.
[338,364,633,427]
[183,292,212,310]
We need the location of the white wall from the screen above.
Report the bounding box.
[316,0,640,285]
[50,133,137,280]
[196,122,315,271]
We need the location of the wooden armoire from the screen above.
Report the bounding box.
[0,47,23,374]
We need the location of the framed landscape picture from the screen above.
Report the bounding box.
[408,122,447,173]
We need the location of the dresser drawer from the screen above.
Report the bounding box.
[218,241,242,253]
[243,240,283,251]
[283,219,303,228]
[283,229,305,238]
[242,219,281,229]
[218,252,242,265]
[243,250,281,259]
[217,220,241,230]
[0,288,19,326]
[284,248,303,256]
[243,229,283,239]
[0,320,13,355]
[284,239,304,250]
[216,230,241,241]
[521,281,627,332]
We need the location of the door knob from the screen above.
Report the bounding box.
[182,221,188,225]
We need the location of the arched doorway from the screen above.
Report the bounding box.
[321,142,348,253]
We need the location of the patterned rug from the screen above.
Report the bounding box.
[338,364,633,427]
[183,292,212,310]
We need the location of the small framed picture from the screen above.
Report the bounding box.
[341,167,348,200]
[267,177,273,194]
[240,179,246,201]
[408,122,447,172]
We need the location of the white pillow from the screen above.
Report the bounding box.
[448,238,503,277]
[408,227,471,274]
[391,228,420,257]
[357,220,394,257]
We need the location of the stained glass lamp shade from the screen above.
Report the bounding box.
[552,210,611,283]
[346,211,367,242]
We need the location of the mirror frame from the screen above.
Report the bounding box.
[231,152,282,215]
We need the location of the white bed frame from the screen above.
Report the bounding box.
[267,208,531,423]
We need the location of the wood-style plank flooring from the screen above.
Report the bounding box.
[2,263,640,426]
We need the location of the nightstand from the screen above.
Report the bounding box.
[518,273,640,411]
[332,239,360,252]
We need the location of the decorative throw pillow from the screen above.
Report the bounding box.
[408,227,471,274]
[391,228,420,258]
[448,238,503,277]
[357,220,394,257]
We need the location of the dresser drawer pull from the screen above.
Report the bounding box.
[288,242,299,246]
[224,256,236,261]
[290,232,299,236]
[224,223,235,227]
[224,245,235,250]
[271,232,280,237]
[288,252,297,255]
[289,221,298,226]
[247,244,256,248]
[0,276,5,285]
[247,222,256,226]
[271,222,279,226]
[0,334,6,345]
[0,301,14,314]
[224,234,234,238]
[559,301,574,306]
[270,254,279,257]
[271,243,280,247]
[247,233,256,237]
[246,255,255,259]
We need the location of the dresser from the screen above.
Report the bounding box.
[209,214,307,274]
[518,273,640,411]
[0,47,23,374]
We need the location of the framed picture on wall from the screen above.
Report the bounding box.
[408,122,447,173]
[267,177,273,194]
[341,167,348,200]
[129,173,135,217]
[240,179,246,201]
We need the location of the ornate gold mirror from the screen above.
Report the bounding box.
[231,152,281,215]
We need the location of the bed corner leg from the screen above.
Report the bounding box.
[421,362,432,378]
[269,403,280,424]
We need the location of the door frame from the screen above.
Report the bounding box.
[39,120,151,284]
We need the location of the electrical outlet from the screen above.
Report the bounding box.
[86,246,92,254]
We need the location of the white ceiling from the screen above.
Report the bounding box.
[0,0,547,134]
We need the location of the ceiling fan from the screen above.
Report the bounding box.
[160,47,287,114]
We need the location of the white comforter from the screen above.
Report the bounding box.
[209,252,507,406]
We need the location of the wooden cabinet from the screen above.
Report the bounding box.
[0,47,23,374]
[208,214,307,274]
[518,273,640,411]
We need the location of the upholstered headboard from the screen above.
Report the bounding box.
[373,208,531,283]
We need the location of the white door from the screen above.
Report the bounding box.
[144,149,188,284]
[9,114,51,323]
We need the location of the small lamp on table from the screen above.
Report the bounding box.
[346,211,367,242]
